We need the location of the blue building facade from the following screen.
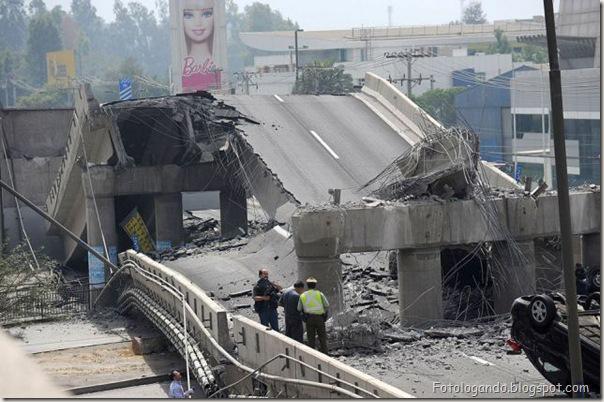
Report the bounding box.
[454,66,537,163]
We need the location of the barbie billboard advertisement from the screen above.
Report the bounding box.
[170,0,227,93]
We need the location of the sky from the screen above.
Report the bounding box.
[42,0,557,30]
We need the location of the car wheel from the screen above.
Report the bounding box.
[588,267,600,291]
[528,295,556,330]
[584,292,600,310]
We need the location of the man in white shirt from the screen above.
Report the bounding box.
[168,370,193,399]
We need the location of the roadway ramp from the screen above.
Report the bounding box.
[217,94,412,204]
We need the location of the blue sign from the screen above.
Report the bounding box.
[515,165,523,182]
[88,246,117,288]
[156,241,173,252]
[119,79,133,100]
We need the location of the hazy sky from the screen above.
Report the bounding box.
[43,0,557,30]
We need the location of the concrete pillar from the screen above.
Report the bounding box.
[397,248,443,325]
[153,193,184,252]
[297,257,344,314]
[492,240,536,314]
[86,196,118,287]
[220,187,247,239]
[581,233,601,267]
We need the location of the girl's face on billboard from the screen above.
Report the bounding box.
[183,0,214,44]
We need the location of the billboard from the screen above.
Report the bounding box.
[170,0,228,94]
[46,50,76,88]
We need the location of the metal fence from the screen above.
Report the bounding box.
[0,281,93,325]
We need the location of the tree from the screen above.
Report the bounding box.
[98,57,168,103]
[25,12,62,86]
[70,0,102,38]
[240,2,298,32]
[488,29,511,54]
[518,44,548,64]
[227,2,299,72]
[412,88,464,128]
[0,0,28,51]
[463,1,487,24]
[17,86,71,108]
[293,62,354,95]
[28,0,46,16]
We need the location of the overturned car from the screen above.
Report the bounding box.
[510,292,601,395]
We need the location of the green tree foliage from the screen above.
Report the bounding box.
[0,50,21,83]
[488,29,511,54]
[240,2,298,32]
[1,0,299,104]
[412,88,464,128]
[25,11,62,86]
[16,86,70,108]
[462,1,487,24]
[0,0,28,51]
[518,44,548,64]
[97,56,169,103]
[293,63,354,95]
[227,1,299,72]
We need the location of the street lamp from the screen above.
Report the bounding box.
[294,29,304,81]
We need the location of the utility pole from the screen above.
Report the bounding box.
[385,50,433,97]
[387,5,393,27]
[232,72,258,95]
[295,29,304,81]
[543,0,584,396]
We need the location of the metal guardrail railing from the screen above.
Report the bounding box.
[0,282,94,324]
[102,254,380,398]
[349,21,545,40]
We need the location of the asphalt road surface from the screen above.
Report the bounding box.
[220,94,410,204]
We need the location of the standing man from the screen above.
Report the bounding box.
[279,281,305,342]
[297,277,329,354]
[253,268,282,331]
[168,370,193,398]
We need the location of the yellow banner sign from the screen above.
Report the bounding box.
[46,50,76,88]
[120,208,155,254]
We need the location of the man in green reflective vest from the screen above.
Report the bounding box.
[297,277,330,354]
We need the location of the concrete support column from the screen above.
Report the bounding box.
[397,248,443,325]
[492,240,536,314]
[297,257,344,314]
[581,233,601,267]
[86,196,118,287]
[153,193,184,252]
[220,187,247,239]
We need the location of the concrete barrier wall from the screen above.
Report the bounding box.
[362,72,441,143]
[232,315,413,398]
[117,250,414,398]
[361,72,520,190]
[119,250,232,359]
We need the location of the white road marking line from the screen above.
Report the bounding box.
[273,226,291,239]
[463,353,495,366]
[309,130,340,160]
[273,94,285,103]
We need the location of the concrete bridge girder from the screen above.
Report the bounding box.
[291,191,600,322]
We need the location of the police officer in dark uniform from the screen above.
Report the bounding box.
[253,268,282,330]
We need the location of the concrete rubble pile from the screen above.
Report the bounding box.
[157,214,271,261]
[102,91,298,221]
[362,127,481,202]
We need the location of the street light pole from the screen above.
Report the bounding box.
[542,0,584,396]
[295,29,304,81]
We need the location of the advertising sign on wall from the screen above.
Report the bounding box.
[170,0,228,94]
